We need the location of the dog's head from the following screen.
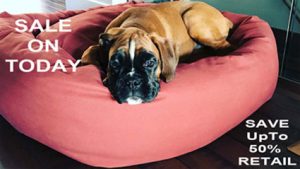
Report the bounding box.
[81,27,178,104]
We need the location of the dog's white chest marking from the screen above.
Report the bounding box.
[128,39,136,76]
[126,97,143,105]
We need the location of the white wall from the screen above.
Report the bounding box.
[66,0,127,10]
[0,0,128,14]
[0,0,44,14]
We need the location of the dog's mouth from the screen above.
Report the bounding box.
[126,96,143,105]
[104,75,160,104]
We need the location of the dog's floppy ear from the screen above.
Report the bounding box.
[81,45,109,72]
[81,45,101,65]
[150,34,178,82]
[81,28,126,68]
[98,33,114,54]
[99,27,125,50]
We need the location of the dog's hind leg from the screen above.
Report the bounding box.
[182,2,233,49]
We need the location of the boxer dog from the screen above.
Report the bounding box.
[81,1,233,104]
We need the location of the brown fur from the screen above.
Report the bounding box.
[82,1,233,82]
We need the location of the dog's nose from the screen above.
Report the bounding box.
[126,79,142,89]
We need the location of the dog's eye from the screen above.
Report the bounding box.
[143,60,155,68]
[110,60,120,68]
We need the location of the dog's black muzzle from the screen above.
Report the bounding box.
[105,74,160,104]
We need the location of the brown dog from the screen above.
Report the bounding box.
[81,1,233,104]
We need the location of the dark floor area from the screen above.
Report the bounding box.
[1,78,300,169]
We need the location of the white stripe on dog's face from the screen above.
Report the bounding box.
[129,40,135,62]
[128,39,136,76]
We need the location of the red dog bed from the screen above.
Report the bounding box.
[0,2,278,168]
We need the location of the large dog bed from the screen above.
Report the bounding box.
[0,2,278,168]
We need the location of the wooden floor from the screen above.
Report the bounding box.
[0,78,300,169]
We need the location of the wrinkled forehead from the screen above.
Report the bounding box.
[110,40,157,63]
[108,34,161,78]
[109,33,159,60]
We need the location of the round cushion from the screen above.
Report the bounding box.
[0,2,278,168]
